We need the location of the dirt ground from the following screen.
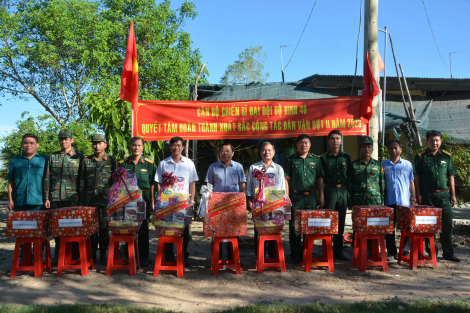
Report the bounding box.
[0,204,470,312]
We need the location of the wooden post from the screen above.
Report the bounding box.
[364,0,379,159]
[399,64,422,147]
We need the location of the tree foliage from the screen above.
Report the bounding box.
[0,0,209,126]
[0,113,96,178]
[220,46,269,85]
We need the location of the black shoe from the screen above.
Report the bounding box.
[443,255,461,262]
[140,259,149,267]
[333,252,349,261]
[100,251,107,265]
[291,255,302,265]
[403,251,410,256]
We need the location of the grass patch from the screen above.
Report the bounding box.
[1,299,470,313]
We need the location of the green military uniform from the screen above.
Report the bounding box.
[118,156,156,262]
[321,151,352,255]
[285,152,325,259]
[7,152,48,211]
[414,148,457,258]
[44,129,85,261]
[81,134,117,262]
[348,158,385,206]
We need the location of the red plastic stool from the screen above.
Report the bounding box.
[154,236,184,277]
[302,234,334,272]
[11,237,51,278]
[57,236,94,276]
[352,233,388,272]
[256,234,286,274]
[398,231,437,270]
[211,237,241,276]
[106,235,140,276]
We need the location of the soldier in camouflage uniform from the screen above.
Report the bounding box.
[348,136,385,206]
[44,129,85,265]
[81,134,116,265]
[348,136,385,248]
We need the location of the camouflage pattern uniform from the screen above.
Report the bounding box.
[81,134,116,262]
[44,129,85,260]
[348,136,385,247]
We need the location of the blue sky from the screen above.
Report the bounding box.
[1,0,468,137]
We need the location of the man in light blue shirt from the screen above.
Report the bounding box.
[382,140,416,259]
[205,143,246,193]
[205,142,246,260]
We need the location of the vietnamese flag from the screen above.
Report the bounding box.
[362,52,380,121]
[120,21,139,112]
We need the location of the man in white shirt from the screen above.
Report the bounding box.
[247,141,287,258]
[155,137,198,264]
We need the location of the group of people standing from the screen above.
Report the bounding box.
[7,127,460,271]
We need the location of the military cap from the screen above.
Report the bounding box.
[58,129,73,138]
[360,136,373,145]
[91,134,106,143]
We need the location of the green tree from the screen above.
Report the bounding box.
[0,0,208,126]
[0,113,96,178]
[220,46,269,84]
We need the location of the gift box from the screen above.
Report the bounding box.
[203,192,247,237]
[396,205,442,233]
[294,210,339,235]
[6,211,51,238]
[153,189,191,237]
[253,189,291,235]
[51,206,98,237]
[352,205,394,235]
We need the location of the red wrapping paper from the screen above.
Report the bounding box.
[6,211,51,238]
[396,205,442,233]
[51,206,98,237]
[294,210,339,234]
[352,205,394,235]
[203,192,247,237]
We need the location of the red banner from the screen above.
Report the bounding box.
[134,96,367,140]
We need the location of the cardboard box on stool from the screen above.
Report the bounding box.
[352,205,394,235]
[51,206,98,237]
[294,210,339,235]
[6,211,52,238]
[396,205,442,233]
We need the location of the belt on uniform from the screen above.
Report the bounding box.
[141,189,150,192]
[326,183,345,188]
[293,190,316,196]
[425,187,450,193]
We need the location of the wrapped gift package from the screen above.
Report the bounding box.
[107,169,146,236]
[51,206,98,237]
[253,189,291,235]
[203,192,247,237]
[294,210,339,235]
[396,205,442,233]
[153,189,191,237]
[6,211,52,238]
[352,205,394,235]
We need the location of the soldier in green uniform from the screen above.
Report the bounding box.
[284,134,325,264]
[44,129,85,265]
[414,130,459,262]
[81,134,117,265]
[348,136,384,206]
[118,137,156,267]
[348,136,385,249]
[320,130,352,261]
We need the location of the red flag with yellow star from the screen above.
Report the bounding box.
[120,21,139,112]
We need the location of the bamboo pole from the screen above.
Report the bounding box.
[399,64,422,146]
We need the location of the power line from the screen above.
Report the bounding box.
[421,0,450,73]
[351,0,363,96]
[283,0,319,71]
